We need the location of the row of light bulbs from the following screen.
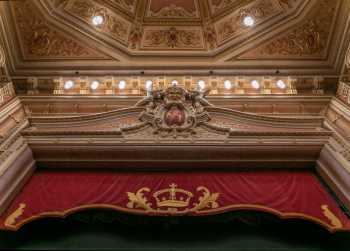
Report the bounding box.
[63,79,287,91]
[91,15,255,27]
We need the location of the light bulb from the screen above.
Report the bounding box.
[224,80,232,90]
[276,80,286,89]
[251,80,260,89]
[90,80,100,90]
[92,15,104,26]
[118,80,126,89]
[243,16,255,27]
[145,80,153,91]
[198,80,206,90]
[64,80,74,90]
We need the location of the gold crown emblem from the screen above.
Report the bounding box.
[153,183,193,208]
[165,86,185,101]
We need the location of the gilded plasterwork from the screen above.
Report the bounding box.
[209,0,254,15]
[103,0,137,14]
[238,0,339,58]
[346,47,350,69]
[141,27,204,50]
[64,0,130,44]
[12,0,104,58]
[146,0,199,18]
[1,0,348,75]
[215,0,282,44]
[148,4,197,18]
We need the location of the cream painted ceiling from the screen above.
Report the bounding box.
[0,0,349,76]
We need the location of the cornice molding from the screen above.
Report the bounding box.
[21,86,331,169]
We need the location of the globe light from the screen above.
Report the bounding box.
[92,15,104,26]
[171,80,178,86]
[198,80,206,90]
[145,80,153,91]
[90,80,100,90]
[276,80,286,89]
[118,80,126,90]
[243,16,255,27]
[224,80,232,90]
[64,80,74,90]
[251,80,260,89]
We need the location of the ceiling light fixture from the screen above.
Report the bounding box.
[243,16,255,27]
[224,80,232,90]
[64,80,74,90]
[145,80,153,91]
[90,80,100,90]
[92,15,104,26]
[118,80,126,90]
[198,80,206,90]
[251,80,260,89]
[276,80,286,89]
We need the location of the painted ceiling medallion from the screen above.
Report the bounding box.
[137,86,211,138]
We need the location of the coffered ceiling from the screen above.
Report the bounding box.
[0,0,349,76]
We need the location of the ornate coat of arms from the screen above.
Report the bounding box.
[136,86,211,137]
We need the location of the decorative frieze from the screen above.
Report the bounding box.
[239,0,339,58]
[142,26,204,50]
[64,0,131,44]
[148,4,197,18]
[215,0,281,44]
[145,0,199,19]
[11,75,339,98]
[209,0,254,16]
[12,0,104,58]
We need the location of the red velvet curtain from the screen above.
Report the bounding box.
[1,170,349,232]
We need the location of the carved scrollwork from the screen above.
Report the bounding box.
[149,4,196,18]
[136,86,211,138]
[13,0,102,58]
[142,27,204,49]
[65,0,129,43]
[240,0,337,58]
[216,0,280,43]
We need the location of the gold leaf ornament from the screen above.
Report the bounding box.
[126,187,153,211]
